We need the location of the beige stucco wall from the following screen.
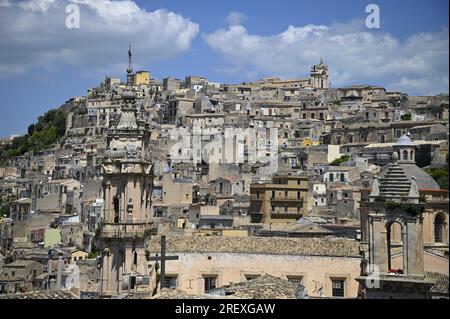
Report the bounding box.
[327,145,342,163]
[200,206,220,216]
[71,250,88,263]
[221,229,248,237]
[392,251,449,276]
[157,252,361,298]
[162,175,194,205]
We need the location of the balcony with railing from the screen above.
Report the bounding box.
[270,212,303,219]
[270,197,304,207]
[99,222,153,239]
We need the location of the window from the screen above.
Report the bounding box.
[329,173,334,182]
[402,150,408,161]
[435,215,444,243]
[287,276,303,285]
[204,276,217,293]
[332,279,345,297]
[340,174,345,182]
[245,274,260,281]
[163,275,178,289]
[113,196,120,223]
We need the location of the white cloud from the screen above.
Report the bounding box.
[19,0,56,12]
[205,20,449,95]
[0,0,200,78]
[226,11,247,26]
[0,0,11,7]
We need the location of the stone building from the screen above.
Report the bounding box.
[357,142,444,298]
[148,236,361,298]
[0,260,43,294]
[250,174,309,223]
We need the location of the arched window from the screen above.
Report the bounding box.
[133,251,138,267]
[410,150,414,161]
[402,150,408,161]
[435,215,444,243]
[387,221,404,272]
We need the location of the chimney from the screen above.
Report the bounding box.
[49,278,56,290]
[46,258,52,290]
[56,252,63,290]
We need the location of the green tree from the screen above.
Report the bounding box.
[424,167,449,190]
[330,155,350,166]
[401,113,412,121]
[0,202,11,217]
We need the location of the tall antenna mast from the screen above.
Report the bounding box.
[128,45,133,73]
[126,45,133,86]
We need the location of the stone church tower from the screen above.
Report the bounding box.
[98,47,154,298]
[357,149,434,298]
[310,58,329,89]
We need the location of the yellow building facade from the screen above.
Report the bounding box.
[250,175,309,224]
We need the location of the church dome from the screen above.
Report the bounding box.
[400,164,441,190]
[396,134,412,146]
[379,163,441,190]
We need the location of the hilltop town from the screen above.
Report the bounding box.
[0,50,448,299]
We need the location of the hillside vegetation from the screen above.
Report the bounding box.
[0,109,67,163]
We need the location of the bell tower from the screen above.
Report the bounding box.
[393,134,416,164]
[98,46,154,298]
[310,58,329,89]
[357,151,434,298]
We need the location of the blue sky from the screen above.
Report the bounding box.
[0,0,448,136]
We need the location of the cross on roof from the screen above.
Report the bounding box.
[148,235,178,290]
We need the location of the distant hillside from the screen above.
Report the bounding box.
[0,97,86,164]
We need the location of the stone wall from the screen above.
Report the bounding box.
[152,252,361,298]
